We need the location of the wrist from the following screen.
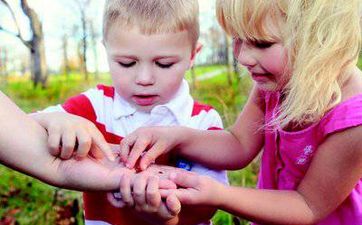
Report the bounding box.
[213,182,229,208]
[175,127,193,154]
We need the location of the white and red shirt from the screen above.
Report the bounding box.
[43,80,228,225]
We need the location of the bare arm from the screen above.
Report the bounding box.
[0,92,126,191]
[165,125,362,224]
[178,85,265,169]
[122,85,265,170]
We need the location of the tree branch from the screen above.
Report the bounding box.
[0,0,31,48]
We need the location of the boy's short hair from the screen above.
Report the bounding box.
[103,0,199,49]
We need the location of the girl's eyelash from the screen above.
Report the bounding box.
[155,62,174,69]
[252,40,274,49]
[118,61,136,68]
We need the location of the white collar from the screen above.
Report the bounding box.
[113,80,194,125]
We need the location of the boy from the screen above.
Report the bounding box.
[34,0,228,224]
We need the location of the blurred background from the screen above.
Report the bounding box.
[1,0,359,225]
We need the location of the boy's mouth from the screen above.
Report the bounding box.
[132,95,158,106]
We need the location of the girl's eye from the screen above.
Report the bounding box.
[118,61,136,68]
[253,41,274,49]
[155,62,174,69]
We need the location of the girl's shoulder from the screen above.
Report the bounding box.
[319,92,362,137]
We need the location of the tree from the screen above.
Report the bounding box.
[0,0,48,88]
[89,21,99,78]
[61,31,70,77]
[0,47,8,78]
[74,0,91,80]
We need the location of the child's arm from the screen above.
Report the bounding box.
[0,92,126,191]
[31,111,114,161]
[163,126,362,224]
[121,85,265,170]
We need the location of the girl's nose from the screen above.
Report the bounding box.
[135,66,155,86]
[236,43,257,68]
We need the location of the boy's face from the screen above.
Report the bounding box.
[104,26,196,112]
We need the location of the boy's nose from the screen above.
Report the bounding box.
[135,66,155,86]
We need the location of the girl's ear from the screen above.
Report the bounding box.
[190,43,203,68]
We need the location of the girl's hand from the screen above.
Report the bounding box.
[120,127,183,170]
[32,112,114,161]
[161,170,226,207]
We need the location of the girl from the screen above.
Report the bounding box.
[120,0,362,224]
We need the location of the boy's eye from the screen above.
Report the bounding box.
[118,61,136,68]
[155,62,174,69]
[252,40,274,49]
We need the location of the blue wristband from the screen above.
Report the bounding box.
[176,158,193,171]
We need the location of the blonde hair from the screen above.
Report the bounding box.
[103,0,199,49]
[217,0,362,128]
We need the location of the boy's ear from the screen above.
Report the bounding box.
[190,42,203,68]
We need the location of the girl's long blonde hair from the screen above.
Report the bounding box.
[217,0,362,128]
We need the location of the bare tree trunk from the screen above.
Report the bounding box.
[224,34,233,86]
[233,56,241,83]
[0,0,48,88]
[79,5,88,80]
[89,21,99,79]
[62,33,70,77]
[21,0,47,88]
[0,47,8,80]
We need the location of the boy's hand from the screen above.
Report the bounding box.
[32,112,114,161]
[120,127,182,170]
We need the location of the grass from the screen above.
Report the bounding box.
[0,65,255,225]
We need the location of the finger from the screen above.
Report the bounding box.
[47,131,61,156]
[158,202,175,220]
[90,144,104,160]
[127,137,150,169]
[132,175,147,207]
[165,194,181,216]
[169,171,199,188]
[90,127,115,161]
[119,173,134,206]
[159,179,177,190]
[74,129,91,159]
[60,131,76,159]
[146,176,161,210]
[119,134,137,163]
[139,140,167,170]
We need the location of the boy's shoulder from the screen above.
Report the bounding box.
[191,101,217,116]
[94,84,115,98]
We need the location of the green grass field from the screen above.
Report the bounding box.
[0,65,256,225]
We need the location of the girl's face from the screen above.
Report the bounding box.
[233,37,289,91]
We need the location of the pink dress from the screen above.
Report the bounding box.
[257,91,362,224]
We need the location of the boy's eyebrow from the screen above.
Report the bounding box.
[154,56,180,60]
[111,55,138,60]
